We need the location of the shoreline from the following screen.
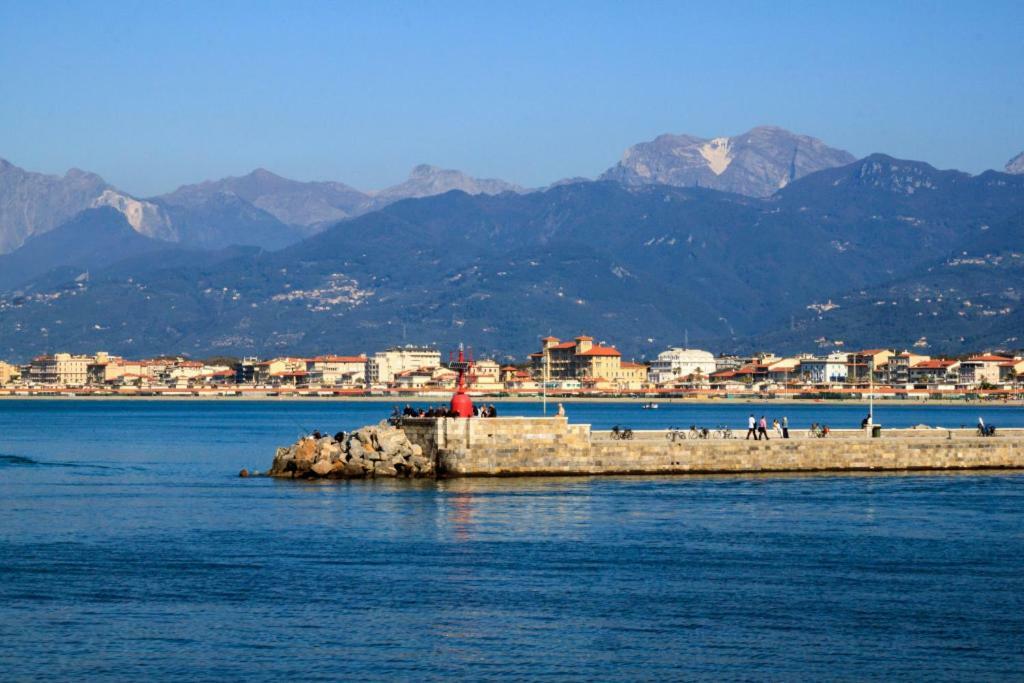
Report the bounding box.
[0,393,1020,407]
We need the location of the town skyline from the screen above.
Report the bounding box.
[4,335,1021,397]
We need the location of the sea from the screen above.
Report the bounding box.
[1,399,1023,681]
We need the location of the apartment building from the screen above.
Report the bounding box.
[648,347,716,385]
[307,355,367,387]
[366,346,441,386]
[798,353,850,385]
[529,335,632,382]
[959,355,1011,387]
[28,353,92,387]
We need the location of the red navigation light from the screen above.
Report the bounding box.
[449,345,475,417]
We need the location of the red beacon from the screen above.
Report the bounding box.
[449,345,475,417]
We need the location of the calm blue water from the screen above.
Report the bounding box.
[2,399,1023,680]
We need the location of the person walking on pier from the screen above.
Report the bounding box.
[758,415,769,440]
[746,414,757,440]
[782,416,790,439]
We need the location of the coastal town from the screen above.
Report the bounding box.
[1,334,1022,400]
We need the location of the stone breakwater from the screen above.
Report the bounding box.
[402,417,1024,477]
[269,421,433,479]
[268,417,1024,479]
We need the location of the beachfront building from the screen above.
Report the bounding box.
[1000,358,1024,384]
[28,353,93,387]
[254,357,309,386]
[648,347,716,385]
[467,359,504,392]
[797,353,849,385]
[764,358,801,385]
[501,366,538,392]
[393,366,456,391]
[714,355,744,372]
[528,335,645,389]
[908,359,960,385]
[848,349,894,384]
[367,346,441,387]
[0,360,20,386]
[959,354,1012,387]
[887,352,931,385]
[307,355,367,387]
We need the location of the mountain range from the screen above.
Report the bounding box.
[1,127,1022,361]
[599,126,856,197]
[0,161,529,255]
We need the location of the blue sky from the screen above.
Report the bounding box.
[1,1,1021,196]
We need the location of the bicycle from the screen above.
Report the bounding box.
[666,427,688,442]
[712,425,734,439]
[611,425,634,440]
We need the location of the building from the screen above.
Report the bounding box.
[648,348,716,385]
[367,346,441,386]
[848,349,894,383]
[254,357,309,386]
[467,359,503,392]
[999,358,1024,384]
[763,358,801,384]
[307,355,367,387]
[959,354,1012,387]
[908,359,960,385]
[529,335,631,383]
[887,352,931,385]
[798,352,849,385]
[28,353,93,387]
[393,366,456,390]
[0,360,19,386]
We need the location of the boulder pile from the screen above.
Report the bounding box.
[268,421,433,479]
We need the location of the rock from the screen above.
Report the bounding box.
[311,460,333,476]
[269,421,431,479]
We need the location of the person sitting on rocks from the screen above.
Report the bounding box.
[488,404,498,417]
[334,431,346,442]
[311,429,322,440]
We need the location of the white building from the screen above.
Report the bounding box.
[648,348,716,385]
[367,346,441,386]
[307,355,367,387]
[797,352,849,385]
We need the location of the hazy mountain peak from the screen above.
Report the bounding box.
[1006,152,1024,175]
[91,189,176,241]
[601,126,855,197]
[0,158,111,253]
[373,165,525,202]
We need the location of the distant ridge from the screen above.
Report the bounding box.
[600,126,856,197]
[1007,151,1024,175]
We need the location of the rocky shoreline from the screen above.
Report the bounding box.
[267,421,433,479]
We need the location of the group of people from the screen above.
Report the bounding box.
[391,404,500,420]
[745,414,790,440]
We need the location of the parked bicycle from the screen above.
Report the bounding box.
[712,425,734,439]
[666,427,688,442]
[808,423,830,438]
[611,425,634,440]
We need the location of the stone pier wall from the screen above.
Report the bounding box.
[400,417,1024,477]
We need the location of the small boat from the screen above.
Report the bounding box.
[642,402,659,410]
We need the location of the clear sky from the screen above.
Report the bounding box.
[1,1,1021,197]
